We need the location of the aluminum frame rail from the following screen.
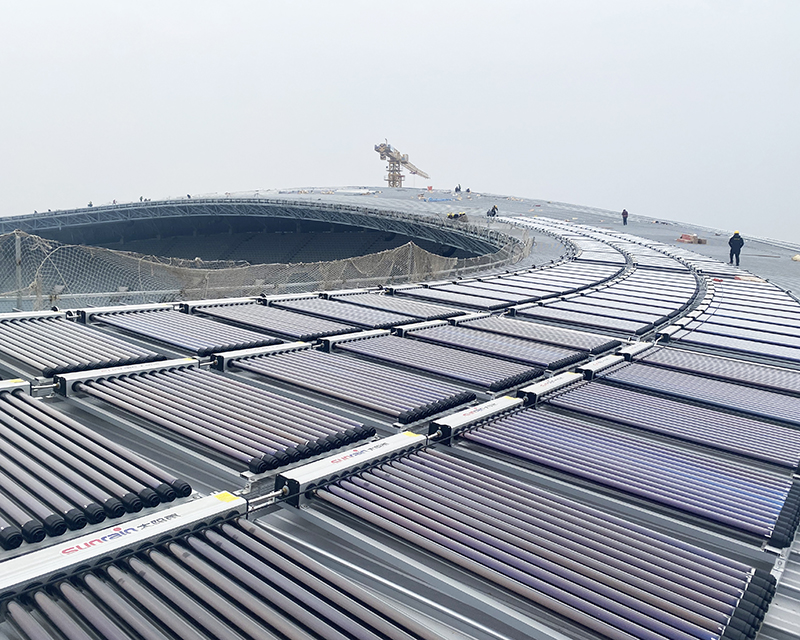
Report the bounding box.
[270,297,412,330]
[461,408,800,546]
[0,390,191,551]
[194,302,357,341]
[635,348,800,395]
[601,363,800,427]
[0,517,443,640]
[229,348,476,424]
[330,292,462,320]
[456,315,622,353]
[548,382,800,469]
[0,315,163,377]
[318,448,774,640]
[90,308,281,357]
[335,334,543,392]
[405,324,585,370]
[74,366,373,474]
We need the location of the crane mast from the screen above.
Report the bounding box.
[374,142,429,188]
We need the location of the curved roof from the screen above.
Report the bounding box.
[0,191,798,640]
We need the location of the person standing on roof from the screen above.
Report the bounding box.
[728,231,744,266]
[621,209,629,225]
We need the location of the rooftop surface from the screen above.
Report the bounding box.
[0,188,799,640]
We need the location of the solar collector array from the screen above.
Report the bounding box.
[458,315,621,352]
[75,366,372,473]
[700,311,800,337]
[601,363,800,426]
[461,408,800,545]
[230,348,476,423]
[464,277,568,299]
[271,297,412,329]
[510,264,623,287]
[406,324,586,369]
[565,296,680,319]
[684,318,800,349]
[395,286,513,310]
[515,305,654,335]
[0,390,190,550]
[636,348,800,395]
[498,275,577,293]
[319,449,772,640]
[432,282,539,304]
[579,290,683,311]
[544,300,665,324]
[330,292,462,320]
[91,309,281,356]
[708,303,800,329]
[195,303,357,341]
[336,334,543,391]
[672,329,800,364]
[2,518,441,640]
[548,383,800,468]
[0,316,163,377]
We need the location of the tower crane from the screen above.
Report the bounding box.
[374,141,430,188]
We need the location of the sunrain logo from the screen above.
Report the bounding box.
[60,512,181,555]
[329,439,394,465]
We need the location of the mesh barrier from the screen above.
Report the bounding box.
[0,231,533,312]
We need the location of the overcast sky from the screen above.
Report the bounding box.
[1,1,797,241]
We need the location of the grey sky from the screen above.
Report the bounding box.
[1,1,798,241]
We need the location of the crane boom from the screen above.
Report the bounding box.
[374,142,430,187]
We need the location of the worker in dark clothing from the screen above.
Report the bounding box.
[728,231,744,266]
[621,209,629,225]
